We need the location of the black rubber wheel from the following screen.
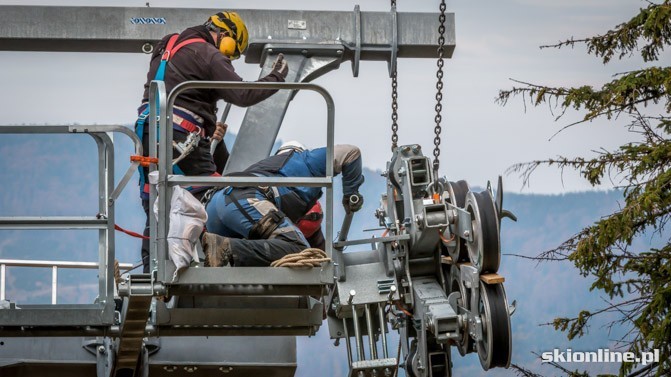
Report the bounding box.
[464,190,500,273]
[442,180,470,262]
[476,282,512,370]
[449,264,473,356]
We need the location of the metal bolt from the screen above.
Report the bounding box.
[141,42,154,54]
[184,366,197,373]
[348,290,356,304]
[267,35,272,39]
[463,230,470,238]
[219,366,233,373]
[97,345,106,354]
[387,285,397,301]
[163,366,177,372]
[333,338,340,346]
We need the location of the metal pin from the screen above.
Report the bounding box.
[343,318,353,364]
[378,303,389,358]
[387,285,397,302]
[350,291,365,361]
[365,304,378,359]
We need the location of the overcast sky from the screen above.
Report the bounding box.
[0,0,661,194]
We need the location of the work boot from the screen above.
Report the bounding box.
[202,232,233,267]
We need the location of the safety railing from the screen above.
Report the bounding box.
[0,125,142,330]
[147,80,340,289]
[0,259,134,304]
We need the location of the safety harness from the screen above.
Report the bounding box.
[135,34,213,199]
[209,150,320,240]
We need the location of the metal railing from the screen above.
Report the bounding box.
[0,124,142,327]
[0,259,134,304]
[147,80,340,285]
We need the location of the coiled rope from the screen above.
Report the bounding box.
[270,248,330,268]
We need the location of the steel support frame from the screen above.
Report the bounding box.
[0,6,456,60]
[0,125,142,330]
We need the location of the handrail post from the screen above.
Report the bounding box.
[51,266,58,304]
[149,80,167,277]
[1,264,5,300]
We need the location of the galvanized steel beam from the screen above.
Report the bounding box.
[0,6,455,61]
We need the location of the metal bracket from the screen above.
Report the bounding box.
[83,337,115,377]
[351,5,362,77]
[446,203,473,243]
[388,5,398,77]
[460,264,483,342]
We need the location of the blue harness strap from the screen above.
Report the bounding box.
[135,34,207,199]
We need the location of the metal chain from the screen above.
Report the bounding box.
[390,0,399,151]
[433,0,447,180]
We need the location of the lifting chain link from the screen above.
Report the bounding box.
[433,0,447,184]
[390,0,399,151]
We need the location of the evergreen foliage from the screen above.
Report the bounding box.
[498,1,671,375]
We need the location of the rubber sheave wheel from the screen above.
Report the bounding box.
[464,190,500,273]
[476,281,512,370]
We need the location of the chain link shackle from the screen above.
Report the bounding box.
[390,0,399,151]
[433,0,447,184]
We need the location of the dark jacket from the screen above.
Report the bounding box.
[140,25,284,136]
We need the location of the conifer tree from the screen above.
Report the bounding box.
[498,1,671,375]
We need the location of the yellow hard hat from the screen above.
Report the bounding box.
[206,11,249,60]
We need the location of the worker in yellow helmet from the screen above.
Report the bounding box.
[205,11,249,60]
[134,11,289,273]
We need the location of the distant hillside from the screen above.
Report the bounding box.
[0,132,638,376]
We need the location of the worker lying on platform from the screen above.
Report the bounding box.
[201,142,364,267]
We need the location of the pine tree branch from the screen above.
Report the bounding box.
[539,1,671,63]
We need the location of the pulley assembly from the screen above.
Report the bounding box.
[327,143,516,377]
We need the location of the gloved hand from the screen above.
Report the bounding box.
[342,192,364,214]
[271,53,289,79]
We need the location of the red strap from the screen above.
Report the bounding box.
[161,34,180,61]
[172,38,207,55]
[161,35,206,61]
[114,224,150,240]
